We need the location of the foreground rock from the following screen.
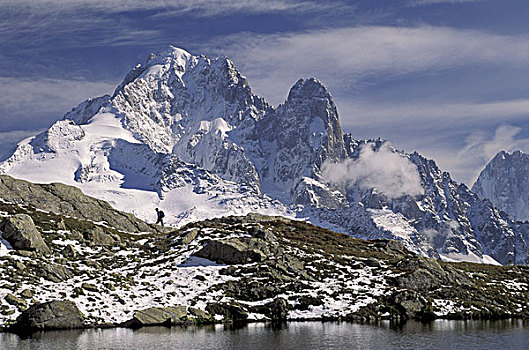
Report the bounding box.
[0,175,160,233]
[122,306,187,328]
[11,300,84,332]
[0,214,51,255]
[195,238,271,264]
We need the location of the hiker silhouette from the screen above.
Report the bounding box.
[155,208,165,226]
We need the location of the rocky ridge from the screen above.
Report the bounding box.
[0,176,528,332]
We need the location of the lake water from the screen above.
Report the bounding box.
[1,320,529,350]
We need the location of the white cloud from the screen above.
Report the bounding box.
[0,77,115,116]
[337,98,529,130]
[459,125,529,183]
[208,26,529,105]
[0,129,40,144]
[322,142,424,199]
[0,0,337,17]
[417,125,529,186]
[410,0,479,5]
[0,129,42,160]
[0,77,116,131]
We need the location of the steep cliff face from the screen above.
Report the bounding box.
[252,78,347,192]
[1,46,526,265]
[473,150,529,222]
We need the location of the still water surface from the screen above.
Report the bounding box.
[1,320,528,350]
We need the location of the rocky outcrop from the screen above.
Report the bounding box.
[176,228,199,245]
[388,290,433,320]
[38,263,72,282]
[187,307,212,322]
[252,298,289,321]
[12,300,84,332]
[123,306,187,328]
[83,226,119,246]
[194,237,271,264]
[206,302,248,322]
[4,294,27,310]
[0,175,157,234]
[0,214,50,255]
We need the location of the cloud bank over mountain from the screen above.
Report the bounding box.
[322,143,423,199]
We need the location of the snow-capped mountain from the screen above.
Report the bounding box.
[2,46,527,265]
[473,150,529,222]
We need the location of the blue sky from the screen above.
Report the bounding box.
[1,0,529,185]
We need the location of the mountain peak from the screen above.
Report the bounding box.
[114,46,194,95]
[490,149,526,163]
[160,45,192,60]
[473,149,529,222]
[287,78,331,101]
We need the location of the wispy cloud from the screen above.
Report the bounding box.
[410,0,479,5]
[461,125,529,162]
[206,25,529,104]
[338,98,529,130]
[408,125,529,186]
[336,98,529,184]
[1,0,339,17]
[0,77,115,130]
[0,129,43,161]
[457,125,529,184]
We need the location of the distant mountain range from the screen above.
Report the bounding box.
[2,46,529,265]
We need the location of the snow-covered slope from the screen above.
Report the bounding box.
[1,46,525,265]
[473,150,529,222]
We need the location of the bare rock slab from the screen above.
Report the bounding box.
[12,300,85,332]
[0,214,51,255]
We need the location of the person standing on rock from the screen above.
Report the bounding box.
[155,208,165,226]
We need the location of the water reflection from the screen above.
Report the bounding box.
[2,320,529,350]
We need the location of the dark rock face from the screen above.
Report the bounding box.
[178,228,199,245]
[187,307,212,322]
[253,78,346,190]
[12,300,84,331]
[247,298,290,320]
[206,302,248,321]
[260,298,289,320]
[38,263,72,283]
[389,290,433,320]
[0,214,51,255]
[83,226,119,246]
[291,177,347,209]
[124,306,187,328]
[0,175,157,234]
[81,283,98,292]
[194,238,270,264]
[4,294,27,310]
